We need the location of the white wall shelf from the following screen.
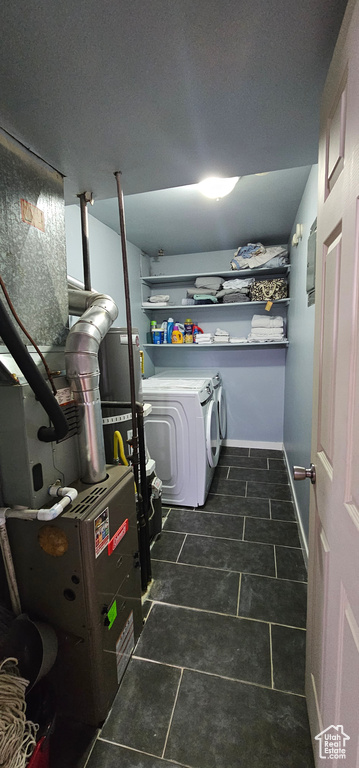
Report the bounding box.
[143,341,289,349]
[141,265,290,285]
[141,263,289,350]
[142,298,290,312]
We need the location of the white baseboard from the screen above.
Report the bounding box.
[223,439,283,450]
[283,446,309,566]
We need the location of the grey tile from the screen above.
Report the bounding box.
[219,455,268,469]
[271,499,296,521]
[271,625,306,695]
[135,603,271,686]
[239,574,307,627]
[268,458,286,470]
[247,481,292,501]
[276,546,307,582]
[201,493,270,518]
[245,518,301,547]
[179,534,275,576]
[270,499,296,521]
[229,467,289,484]
[151,531,185,562]
[88,741,183,768]
[164,508,244,540]
[165,669,314,768]
[221,446,249,456]
[101,658,180,756]
[209,477,246,497]
[149,560,240,614]
[250,448,284,458]
[212,465,229,480]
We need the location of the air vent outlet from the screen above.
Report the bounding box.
[71,486,107,517]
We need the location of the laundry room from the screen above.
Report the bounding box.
[0,1,357,767]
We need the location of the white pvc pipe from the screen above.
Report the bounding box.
[1,485,78,522]
[0,514,22,616]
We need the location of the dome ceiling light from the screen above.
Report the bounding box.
[197,176,240,200]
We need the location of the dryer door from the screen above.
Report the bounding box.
[206,399,220,468]
[218,386,227,440]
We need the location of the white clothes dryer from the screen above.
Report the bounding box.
[141,378,219,507]
[153,368,227,446]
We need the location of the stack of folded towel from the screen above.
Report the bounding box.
[213,327,230,344]
[187,276,223,304]
[216,277,254,304]
[247,314,285,343]
[142,294,170,308]
[194,333,213,344]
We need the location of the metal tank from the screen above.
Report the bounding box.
[99,327,142,464]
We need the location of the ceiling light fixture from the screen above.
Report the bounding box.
[197,176,240,200]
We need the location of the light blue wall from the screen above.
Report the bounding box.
[65,204,155,376]
[148,249,286,446]
[283,165,318,544]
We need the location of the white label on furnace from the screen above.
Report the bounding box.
[55,387,74,406]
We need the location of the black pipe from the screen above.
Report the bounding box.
[114,171,151,591]
[101,398,152,584]
[137,404,152,582]
[78,192,92,292]
[0,296,68,443]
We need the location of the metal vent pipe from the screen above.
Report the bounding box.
[66,290,118,483]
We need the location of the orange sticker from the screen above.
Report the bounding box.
[20,199,45,232]
[265,301,273,312]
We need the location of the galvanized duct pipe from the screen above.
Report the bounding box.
[66,290,118,483]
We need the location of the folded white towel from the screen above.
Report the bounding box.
[214,327,230,336]
[249,328,285,338]
[251,314,284,329]
[248,332,285,342]
[142,302,168,308]
[222,278,254,289]
[195,338,213,344]
[149,295,170,303]
[229,337,247,344]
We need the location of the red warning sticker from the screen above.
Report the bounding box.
[108,519,129,555]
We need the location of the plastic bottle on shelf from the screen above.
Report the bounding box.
[167,318,174,344]
[161,321,168,344]
[184,319,194,344]
[192,324,204,339]
[171,324,184,343]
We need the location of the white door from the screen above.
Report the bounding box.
[305,0,359,764]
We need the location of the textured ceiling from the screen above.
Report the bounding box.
[0,0,348,202]
[89,166,312,255]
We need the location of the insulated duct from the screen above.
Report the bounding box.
[66,290,118,483]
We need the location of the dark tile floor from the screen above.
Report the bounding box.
[86,447,314,768]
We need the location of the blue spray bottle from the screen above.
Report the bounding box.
[167,317,174,344]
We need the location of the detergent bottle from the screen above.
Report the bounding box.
[171,323,184,343]
[184,319,194,344]
[192,324,204,339]
[167,318,174,344]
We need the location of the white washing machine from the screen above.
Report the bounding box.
[153,369,227,446]
[141,378,219,507]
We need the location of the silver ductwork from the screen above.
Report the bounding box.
[66,290,119,483]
